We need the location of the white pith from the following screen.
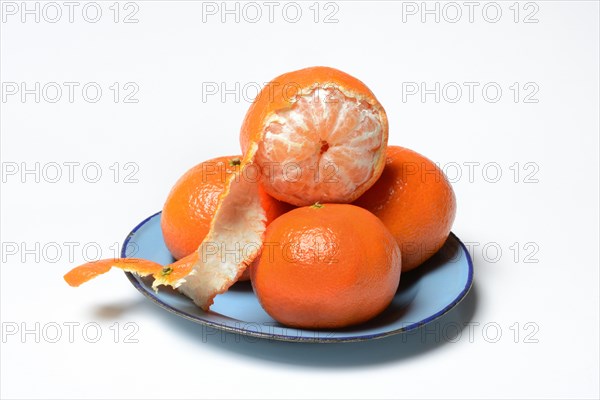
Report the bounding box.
[178,144,266,310]
[257,87,384,205]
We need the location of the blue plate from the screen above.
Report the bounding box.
[122,212,473,343]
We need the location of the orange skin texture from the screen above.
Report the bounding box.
[64,253,198,288]
[239,66,389,205]
[250,204,401,329]
[161,155,292,280]
[354,146,456,272]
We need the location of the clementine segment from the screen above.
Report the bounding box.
[354,146,456,271]
[251,203,401,329]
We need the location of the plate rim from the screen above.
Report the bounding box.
[122,211,474,343]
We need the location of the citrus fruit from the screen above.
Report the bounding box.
[354,146,456,272]
[251,203,401,329]
[240,66,389,206]
[65,67,391,312]
[161,155,292,267]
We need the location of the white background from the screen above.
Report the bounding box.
[1,1,599,399]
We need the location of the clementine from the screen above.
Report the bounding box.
[354,146,456,271]
[240,66,389,206]
[251,203,401,329]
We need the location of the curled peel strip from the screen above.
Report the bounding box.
[63,254,198,290]
[63,144,265,311]
[178,143,265,310]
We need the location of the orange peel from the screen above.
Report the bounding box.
[177,146,265,310]
[64,253,198,290]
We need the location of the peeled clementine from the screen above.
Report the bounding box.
[240,66,389,206]
[251,203,401,329]
[354,146,456,272]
